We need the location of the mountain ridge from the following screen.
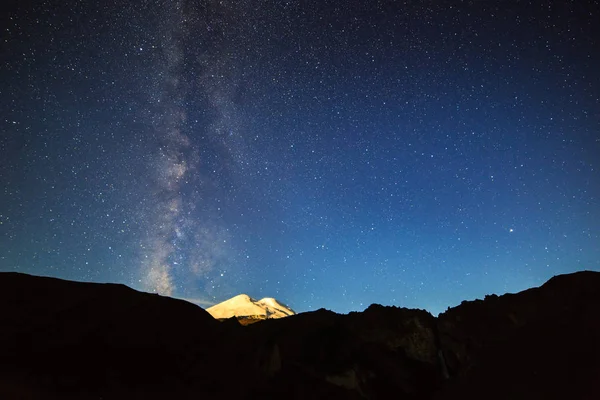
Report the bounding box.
[0,270,598,399]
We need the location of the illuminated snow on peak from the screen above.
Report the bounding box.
[206,294,295,319]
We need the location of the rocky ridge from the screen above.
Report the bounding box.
[0,270,598,399]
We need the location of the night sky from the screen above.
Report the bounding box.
[1,0,599,315]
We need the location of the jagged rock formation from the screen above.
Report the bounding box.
[435,271,600,399]
[0,270,598,399]
[206,294,295,325]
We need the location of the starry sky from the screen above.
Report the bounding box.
[1,0,599,315]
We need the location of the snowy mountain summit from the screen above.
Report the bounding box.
[206,294,295,323]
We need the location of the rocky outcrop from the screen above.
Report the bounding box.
[435,270,600,399]
[0,270,599,399]
[241,306,440,399]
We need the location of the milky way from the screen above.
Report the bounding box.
[141,0,243,296]
[140,0,193,296]
[1,0,599,315]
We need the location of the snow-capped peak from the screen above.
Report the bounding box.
[206,294,295,320]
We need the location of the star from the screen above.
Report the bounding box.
[1,0,598,316]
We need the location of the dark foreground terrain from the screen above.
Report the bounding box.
[1,271,598,399]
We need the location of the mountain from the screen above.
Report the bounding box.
[1,270,599,399]
[207,294,295,324]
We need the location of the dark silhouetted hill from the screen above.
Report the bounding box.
[0,270,598,399]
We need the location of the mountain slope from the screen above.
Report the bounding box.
[1,270,599,399]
